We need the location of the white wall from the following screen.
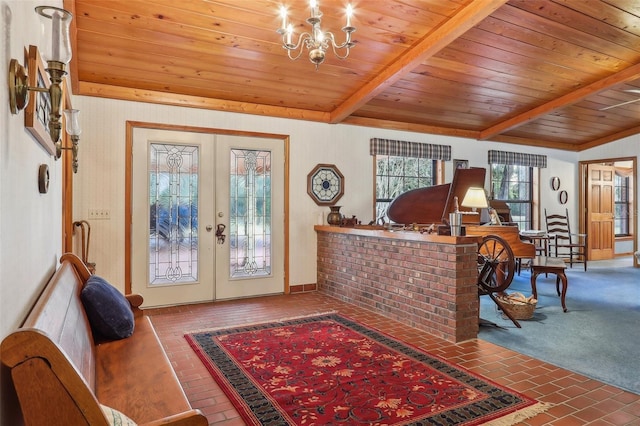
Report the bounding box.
[2,1,65,423]
[1,0,66,333]
[73,96,579,291]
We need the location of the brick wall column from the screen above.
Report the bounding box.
[316,227,479,343]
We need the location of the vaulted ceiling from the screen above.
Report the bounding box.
[64,0,640,151]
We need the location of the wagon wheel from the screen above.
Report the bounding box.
[477,234,519,327]
[477,234,515,294]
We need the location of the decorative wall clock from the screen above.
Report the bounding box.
[307,164,344,206]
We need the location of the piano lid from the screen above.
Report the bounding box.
[386,167,486,225]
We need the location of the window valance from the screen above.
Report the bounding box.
[370,138,451,160]
[488,150,547,168]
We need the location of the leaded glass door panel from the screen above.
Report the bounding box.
[132,128,215,307]
[214,135,284,300]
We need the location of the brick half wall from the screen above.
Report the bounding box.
[316,229,479,343]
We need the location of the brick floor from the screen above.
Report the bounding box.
[146,292,640,425]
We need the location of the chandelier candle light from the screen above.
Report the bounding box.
[277,1,356,69]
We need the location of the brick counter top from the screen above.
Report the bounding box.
[314,225,481,243]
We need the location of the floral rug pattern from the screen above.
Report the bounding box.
[185,313,546,425]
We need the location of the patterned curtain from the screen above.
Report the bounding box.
[487,150,547,168]
[370,138,451,160]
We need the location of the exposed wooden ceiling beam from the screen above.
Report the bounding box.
[486,134,580,152]
[480,62,640,140]
[578,124,640,151]
[329,0,509,124]
[78,82,331,122]
[340,116,479,139]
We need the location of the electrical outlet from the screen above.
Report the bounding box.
[88,209,111,220]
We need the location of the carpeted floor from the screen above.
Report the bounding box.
[479,256,640,395]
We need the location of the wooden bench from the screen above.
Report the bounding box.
[1,253,208,426]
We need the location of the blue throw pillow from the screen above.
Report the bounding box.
[81,275,134,340]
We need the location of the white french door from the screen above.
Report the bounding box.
[131,128,284,307]
[214,135,284,300]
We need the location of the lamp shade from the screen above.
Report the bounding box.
[36,6,73,64]
[461,187,489,209]
[63,109,81,136]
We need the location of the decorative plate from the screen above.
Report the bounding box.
[307,164,344,206]
[559,190,568,204]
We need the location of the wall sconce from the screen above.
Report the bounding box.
[60,109,81,173]
[8,6,73,144]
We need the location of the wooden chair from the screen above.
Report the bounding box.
[545,208,588,271]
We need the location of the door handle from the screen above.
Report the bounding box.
[216,224,226,244]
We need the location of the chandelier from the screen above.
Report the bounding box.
[277,1,355,70]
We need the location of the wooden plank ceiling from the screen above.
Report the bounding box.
[64,0,640,151]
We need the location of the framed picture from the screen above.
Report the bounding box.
[550,176,560,191]
[25,45,55,156]
[453,159,468,169]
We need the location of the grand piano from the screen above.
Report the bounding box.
[387,168,536,327]
[387,167,535,260]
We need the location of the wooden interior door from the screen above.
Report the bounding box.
[587,164,615,260]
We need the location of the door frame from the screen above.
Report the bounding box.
[578,156,637,267]
[124,121,290,296]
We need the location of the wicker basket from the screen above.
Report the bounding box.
[498,292,537,320]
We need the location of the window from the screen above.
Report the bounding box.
[375,156,437,221]
[370,138,450,223]
[487,150,546,231]
[490,164,533,230]
[614,174,630,236]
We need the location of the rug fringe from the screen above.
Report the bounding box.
[483,402,553,426]
[276,310,337,322]
[184,311,338,334]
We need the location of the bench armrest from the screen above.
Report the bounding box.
[125,294,144,318]
[61,252,92,283]
[140,410,208,426]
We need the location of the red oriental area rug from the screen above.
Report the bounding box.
[185,313,549,425]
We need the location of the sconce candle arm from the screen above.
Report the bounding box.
[56,134,79,173]
[57,109,81,173]
[47,61,67,144]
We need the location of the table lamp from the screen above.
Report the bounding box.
[461,187,489,213]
